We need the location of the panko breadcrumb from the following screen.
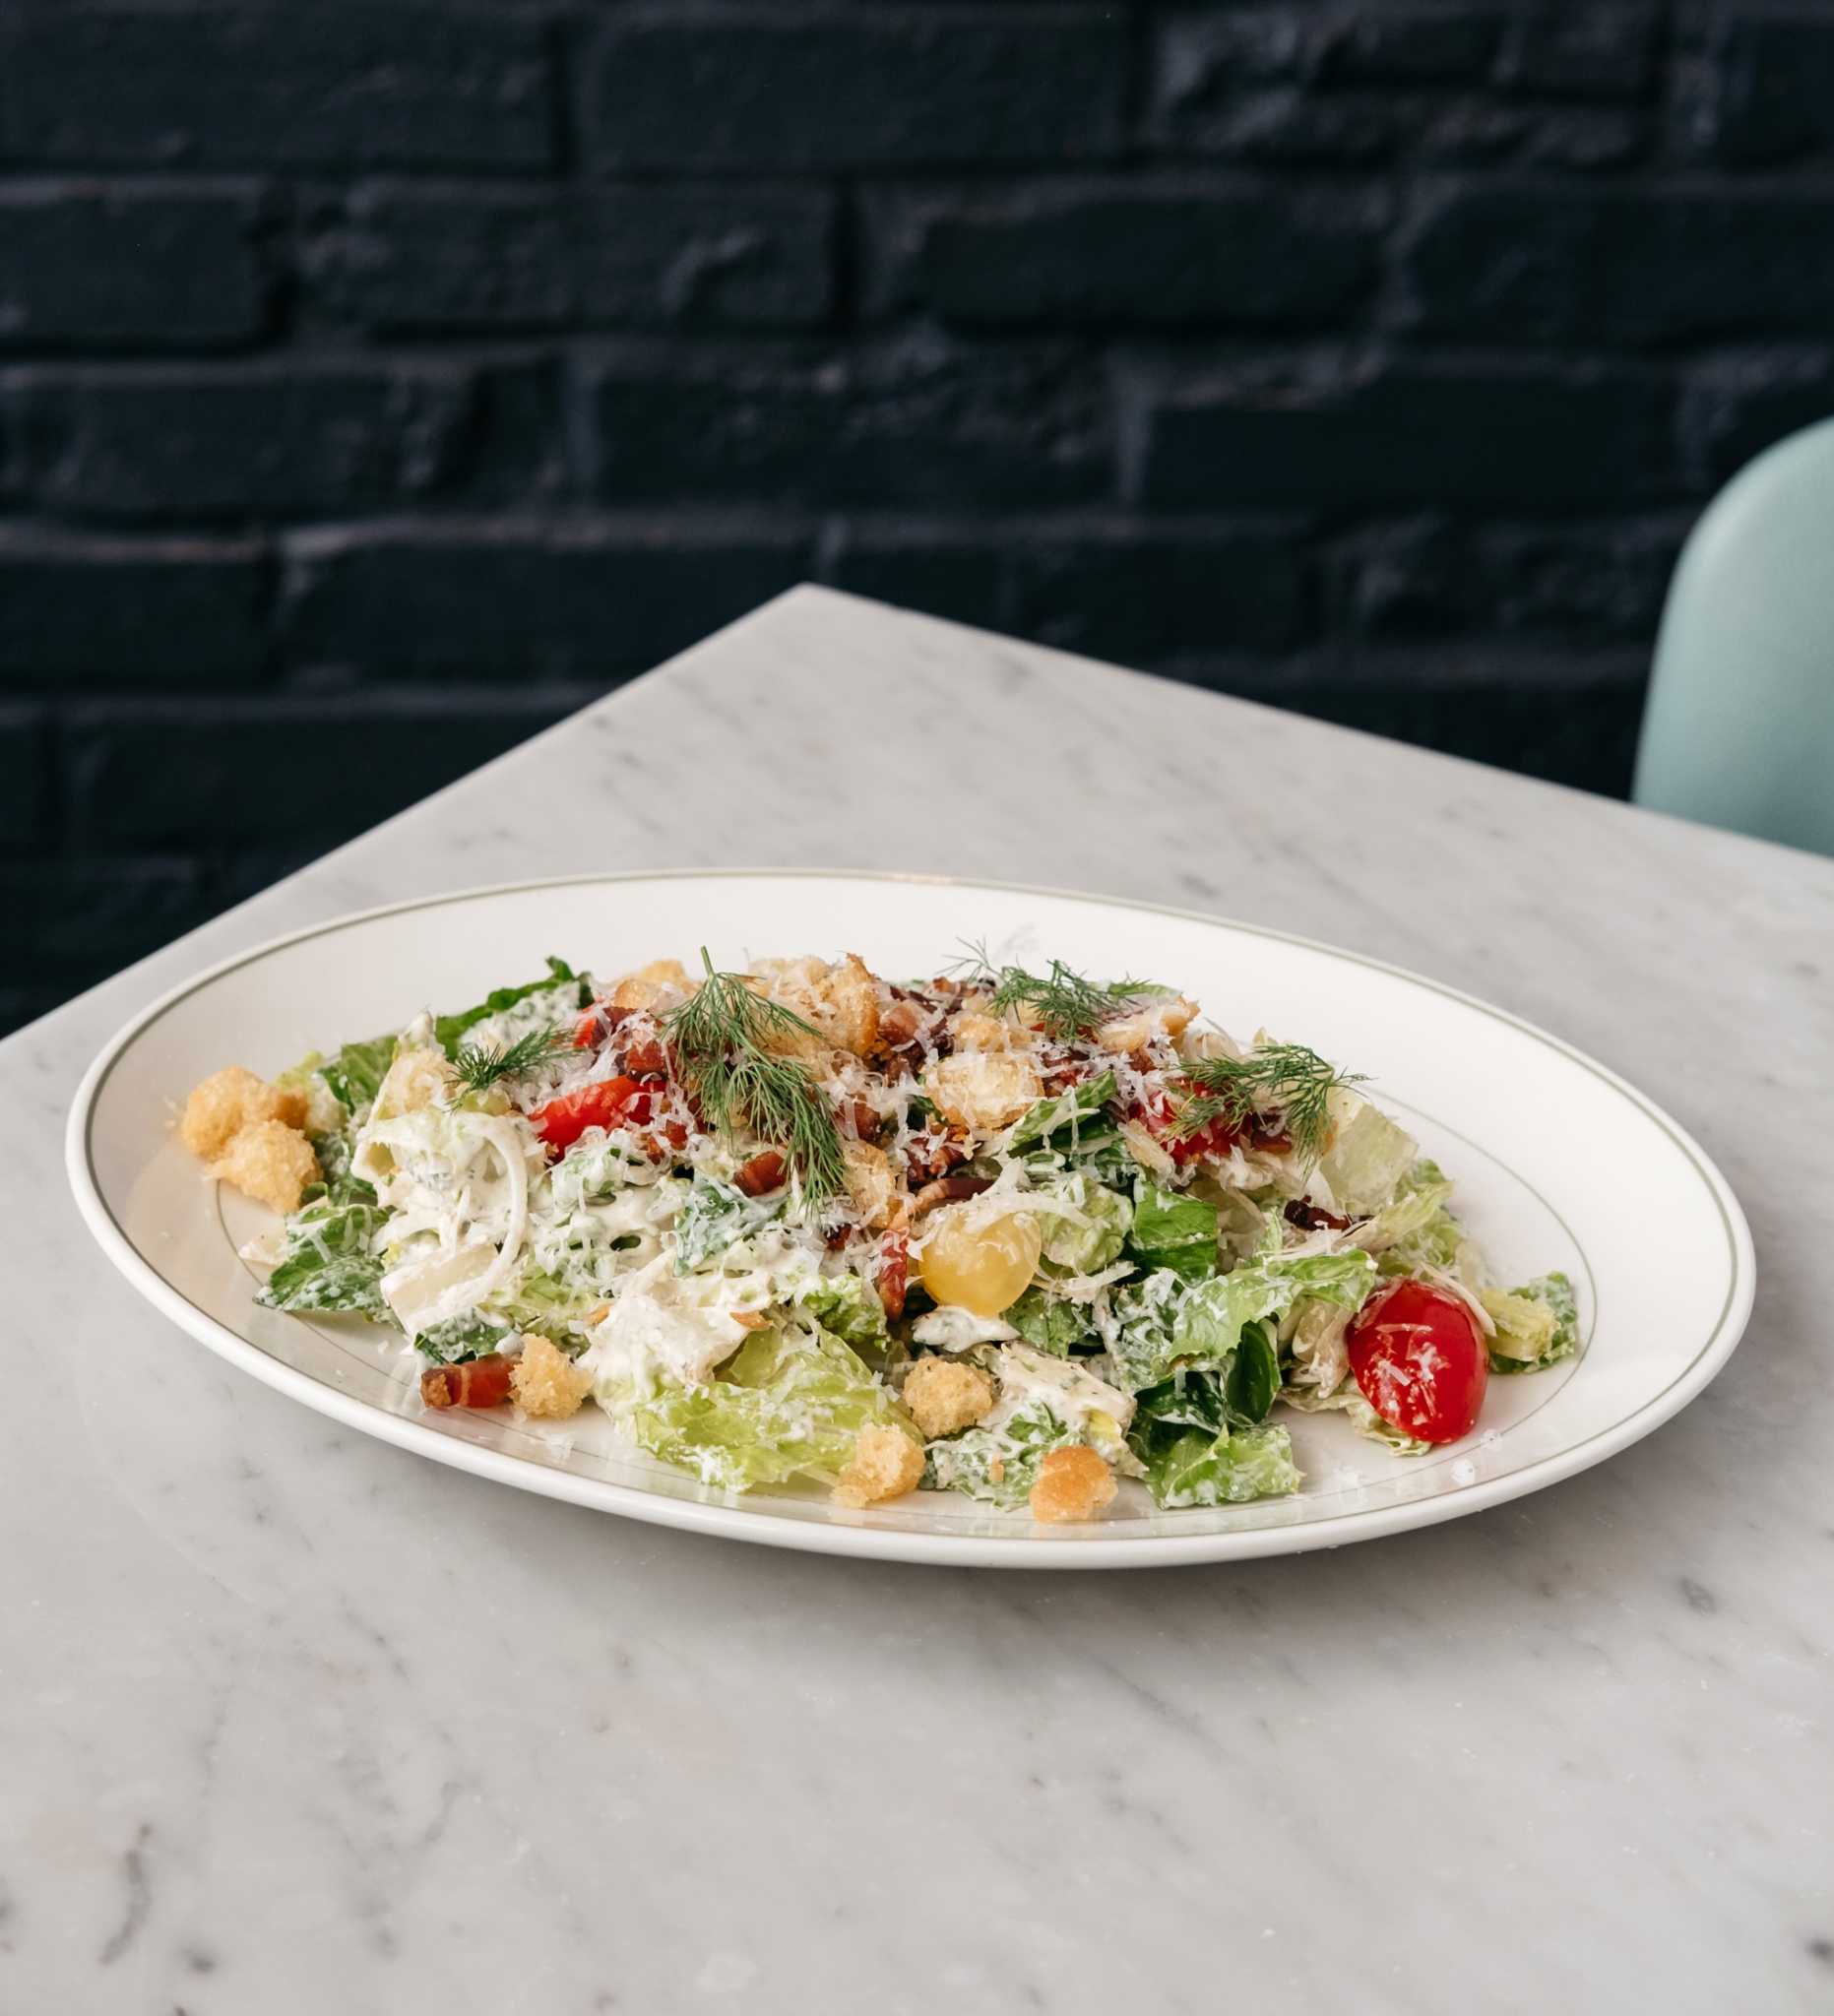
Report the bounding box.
[511,1334,594,1419]
[901,1356,995,1439]
[208,1118,319,1215]
[1028,1444,1117,1525]
[832,1423,925,1508]
[179,1065,307,1160]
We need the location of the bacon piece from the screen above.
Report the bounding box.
[620,1032,669,1077]
[420,1354,515,1410]
[1285,1199,1350,1231]
[837,1097,882,1143]
[904,1131,971,1184]
[732,1148,789,1196]
[875,1223,911,1319]
[911,1173,994,1218]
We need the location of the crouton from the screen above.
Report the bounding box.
[752,954,882,1059]
[179,1065,307,1161]
[902,1356,995,1439]
[370,1044,456,1121]
[922,1049,1043,1133]
[1098,995,1198,1054]
[611,958,691,1016]
[208,1118,319,1215]
[832,1423,925,1508]
[946,1009,1025,1051]
[842,1139,902,1229]
[511,1334,594,1420]
[1028,1445,1117,1525]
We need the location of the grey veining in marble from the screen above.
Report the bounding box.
[4,588,1832,2013]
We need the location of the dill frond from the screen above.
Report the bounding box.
[451,1026,570,1094]
[952,943,1156,1041]
[1170,1042,1362,1163]
[664,953,847,1200]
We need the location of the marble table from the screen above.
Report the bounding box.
[7,589,1832,2013]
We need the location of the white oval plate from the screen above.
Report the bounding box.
[68,870,1752,1569]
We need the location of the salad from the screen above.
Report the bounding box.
[177,948,1578,1524]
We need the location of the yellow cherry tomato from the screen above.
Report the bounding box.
[917,1210,1043,1317]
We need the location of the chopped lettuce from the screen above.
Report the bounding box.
[1105,1269,1185,1391]
[673,1175,767,1273]
[1126,1178,1220,1281]
[433,955,585,1056]
[320,1034,399,1114]
[925,1397,1074,1507]
[1224,1318,1282,1422]
[1284,1294,1354,1400]
[416,1311,510,1363]
[1006,1071,1118,1154]
[1320,1092,1418,1214]
[795,1272,891,1355]
[1037,1173,1132,1275]
[305,1127,368,1203]
[1108,1237,1376,1392]
[1005,1285,1098,1356]
[614,1323,910,1492]
[1482,1271,1579,1374]
[1359,1158,1466,1275]
[1143,1423,1299,1507]
[258,1194,389,1318]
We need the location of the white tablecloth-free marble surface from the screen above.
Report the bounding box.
[6,589,1832,2014]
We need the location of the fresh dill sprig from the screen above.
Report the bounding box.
[451,1025,571,1094]
[452,1028,567,1094]
[953,941,1156,1041]
[663,952,847,1201]
[1170,1042,1363,1163]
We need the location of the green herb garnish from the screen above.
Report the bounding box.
[451,1026,570,1095]
[954,943,1155,1041]
[664,953,847,1201]
[1170,1042,1361,1163]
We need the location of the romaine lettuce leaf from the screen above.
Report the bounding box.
[1319,1093,1418,1214]
[673,1175,765,1273]
[1109,1238,1376,1392]
[1482,1271,1579,1374]
[320,1034,399,1113]
[416,1311,510,1363]
[1006,1071,1118,1154]
[1037,1173,1131,1275]
[1126,1178,1220,1281]
[258,1195,390,1318]
[433,955,586,1056]
[1126,1349,1299,1505]
[1138,1419,1299,1508]
[616,1324,910,1492]
[1005,1285,1097,1356]
[924,1397,1073,1507]
[796,1272,891,1355]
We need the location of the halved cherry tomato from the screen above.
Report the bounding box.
[529,1074,646,1153]
[1348,1280,1487,1444]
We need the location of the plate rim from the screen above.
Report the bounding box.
[64,866,1757,1570]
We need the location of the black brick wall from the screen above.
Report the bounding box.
[4,1,1831,1034]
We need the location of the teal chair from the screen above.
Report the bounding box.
[1634,414,1834,856]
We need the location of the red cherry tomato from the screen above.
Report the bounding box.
[1131,1087,1241,1166]
[1348,1280,1488,1444]
[529,1074,646,1153]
